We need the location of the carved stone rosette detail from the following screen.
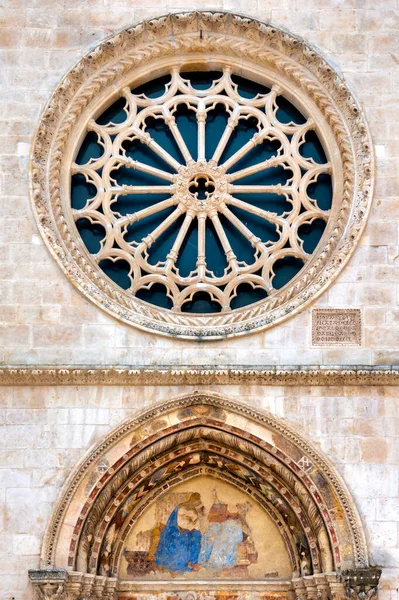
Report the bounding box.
[30,11,374,339]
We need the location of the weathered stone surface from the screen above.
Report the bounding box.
[1,1,399,598]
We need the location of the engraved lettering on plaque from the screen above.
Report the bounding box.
[312,309,361,346]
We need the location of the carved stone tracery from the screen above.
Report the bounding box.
[72,69,332,313]
[30,11,374,338]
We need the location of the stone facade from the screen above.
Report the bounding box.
[0,1,398,600]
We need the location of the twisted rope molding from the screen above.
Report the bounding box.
[30,10,374,338]
[1,365,399,386]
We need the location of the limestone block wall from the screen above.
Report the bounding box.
[0,384,398,598]
[0,0,398,365]
[1,1,399,600]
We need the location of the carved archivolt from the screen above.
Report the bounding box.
[30,11,374,338]
[39,392,370,595]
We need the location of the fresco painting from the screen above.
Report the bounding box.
[121,477,291,580]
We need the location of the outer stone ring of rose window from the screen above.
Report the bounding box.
[29,12,374,338]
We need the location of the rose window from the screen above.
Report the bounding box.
[72,70,332,314]
[32,13,373,337]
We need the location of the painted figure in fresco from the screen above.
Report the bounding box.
[198,490,257,572]
[154,492,205,573]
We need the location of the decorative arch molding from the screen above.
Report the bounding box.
[29,392,381,600]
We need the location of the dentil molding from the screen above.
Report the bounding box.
[2,365,399,386]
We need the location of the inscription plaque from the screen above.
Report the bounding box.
[312,309,361,346]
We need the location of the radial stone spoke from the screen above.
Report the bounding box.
[222,130,266,172]
[227,157,284,182]
[221,205,263,249]
[197,213,207,278]
[122,157,176,182]
[228,196,285,227]
[210,213,238,269]
[165,212,194,268]
[138,205,185,250]
[112,185,175,195]
[132,127,182,172]
[212,109,239,165]
[230,184,292,194]
[164,110,193,165]
[115,197,177,227]
[197,105,207,162]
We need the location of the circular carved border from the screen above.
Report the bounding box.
[30,11,374,339]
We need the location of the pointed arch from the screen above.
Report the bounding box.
[39,392,370,598]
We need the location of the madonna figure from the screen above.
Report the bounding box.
[155,493,204,574]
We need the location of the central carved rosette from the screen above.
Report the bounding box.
[176,161,229,214]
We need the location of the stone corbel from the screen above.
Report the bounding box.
[28,569,68,600]
[293,573,348,600]
[303,575,319,600]
[314,573,330,600]
[28,570,118,600]
[293,576,309,600]
[341,568,382,600]
[326,572,347,600]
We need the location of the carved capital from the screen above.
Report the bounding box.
[326,572,347,600]
[28,570,119,600]
[303,576,319,600]
[64,572,83,600]
[341,568,382,600]
[28,569,68,600]
[292,577,309,600]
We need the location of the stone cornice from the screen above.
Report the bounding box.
[1,365,399,386]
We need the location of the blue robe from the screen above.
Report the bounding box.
[155,506,202,572]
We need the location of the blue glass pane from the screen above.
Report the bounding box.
[75,131,103,165]
[180,71,223,90]
[272,257,304,289]
[231,74,270,98]
[175,104,198,161]
[99,258,131,290]
[300,130,327,163]
[307,174,332,211]
[230,283,267,309]
[97,97,127,125]
[132,74,172,98]
[71,174,96,210]
[275,95,306,125]
[298,219,326,254]
[205,104,229,160]
[182,291,222,313]
[136,283,173,309]
[76,218,105,254]
[206,220,228,278]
